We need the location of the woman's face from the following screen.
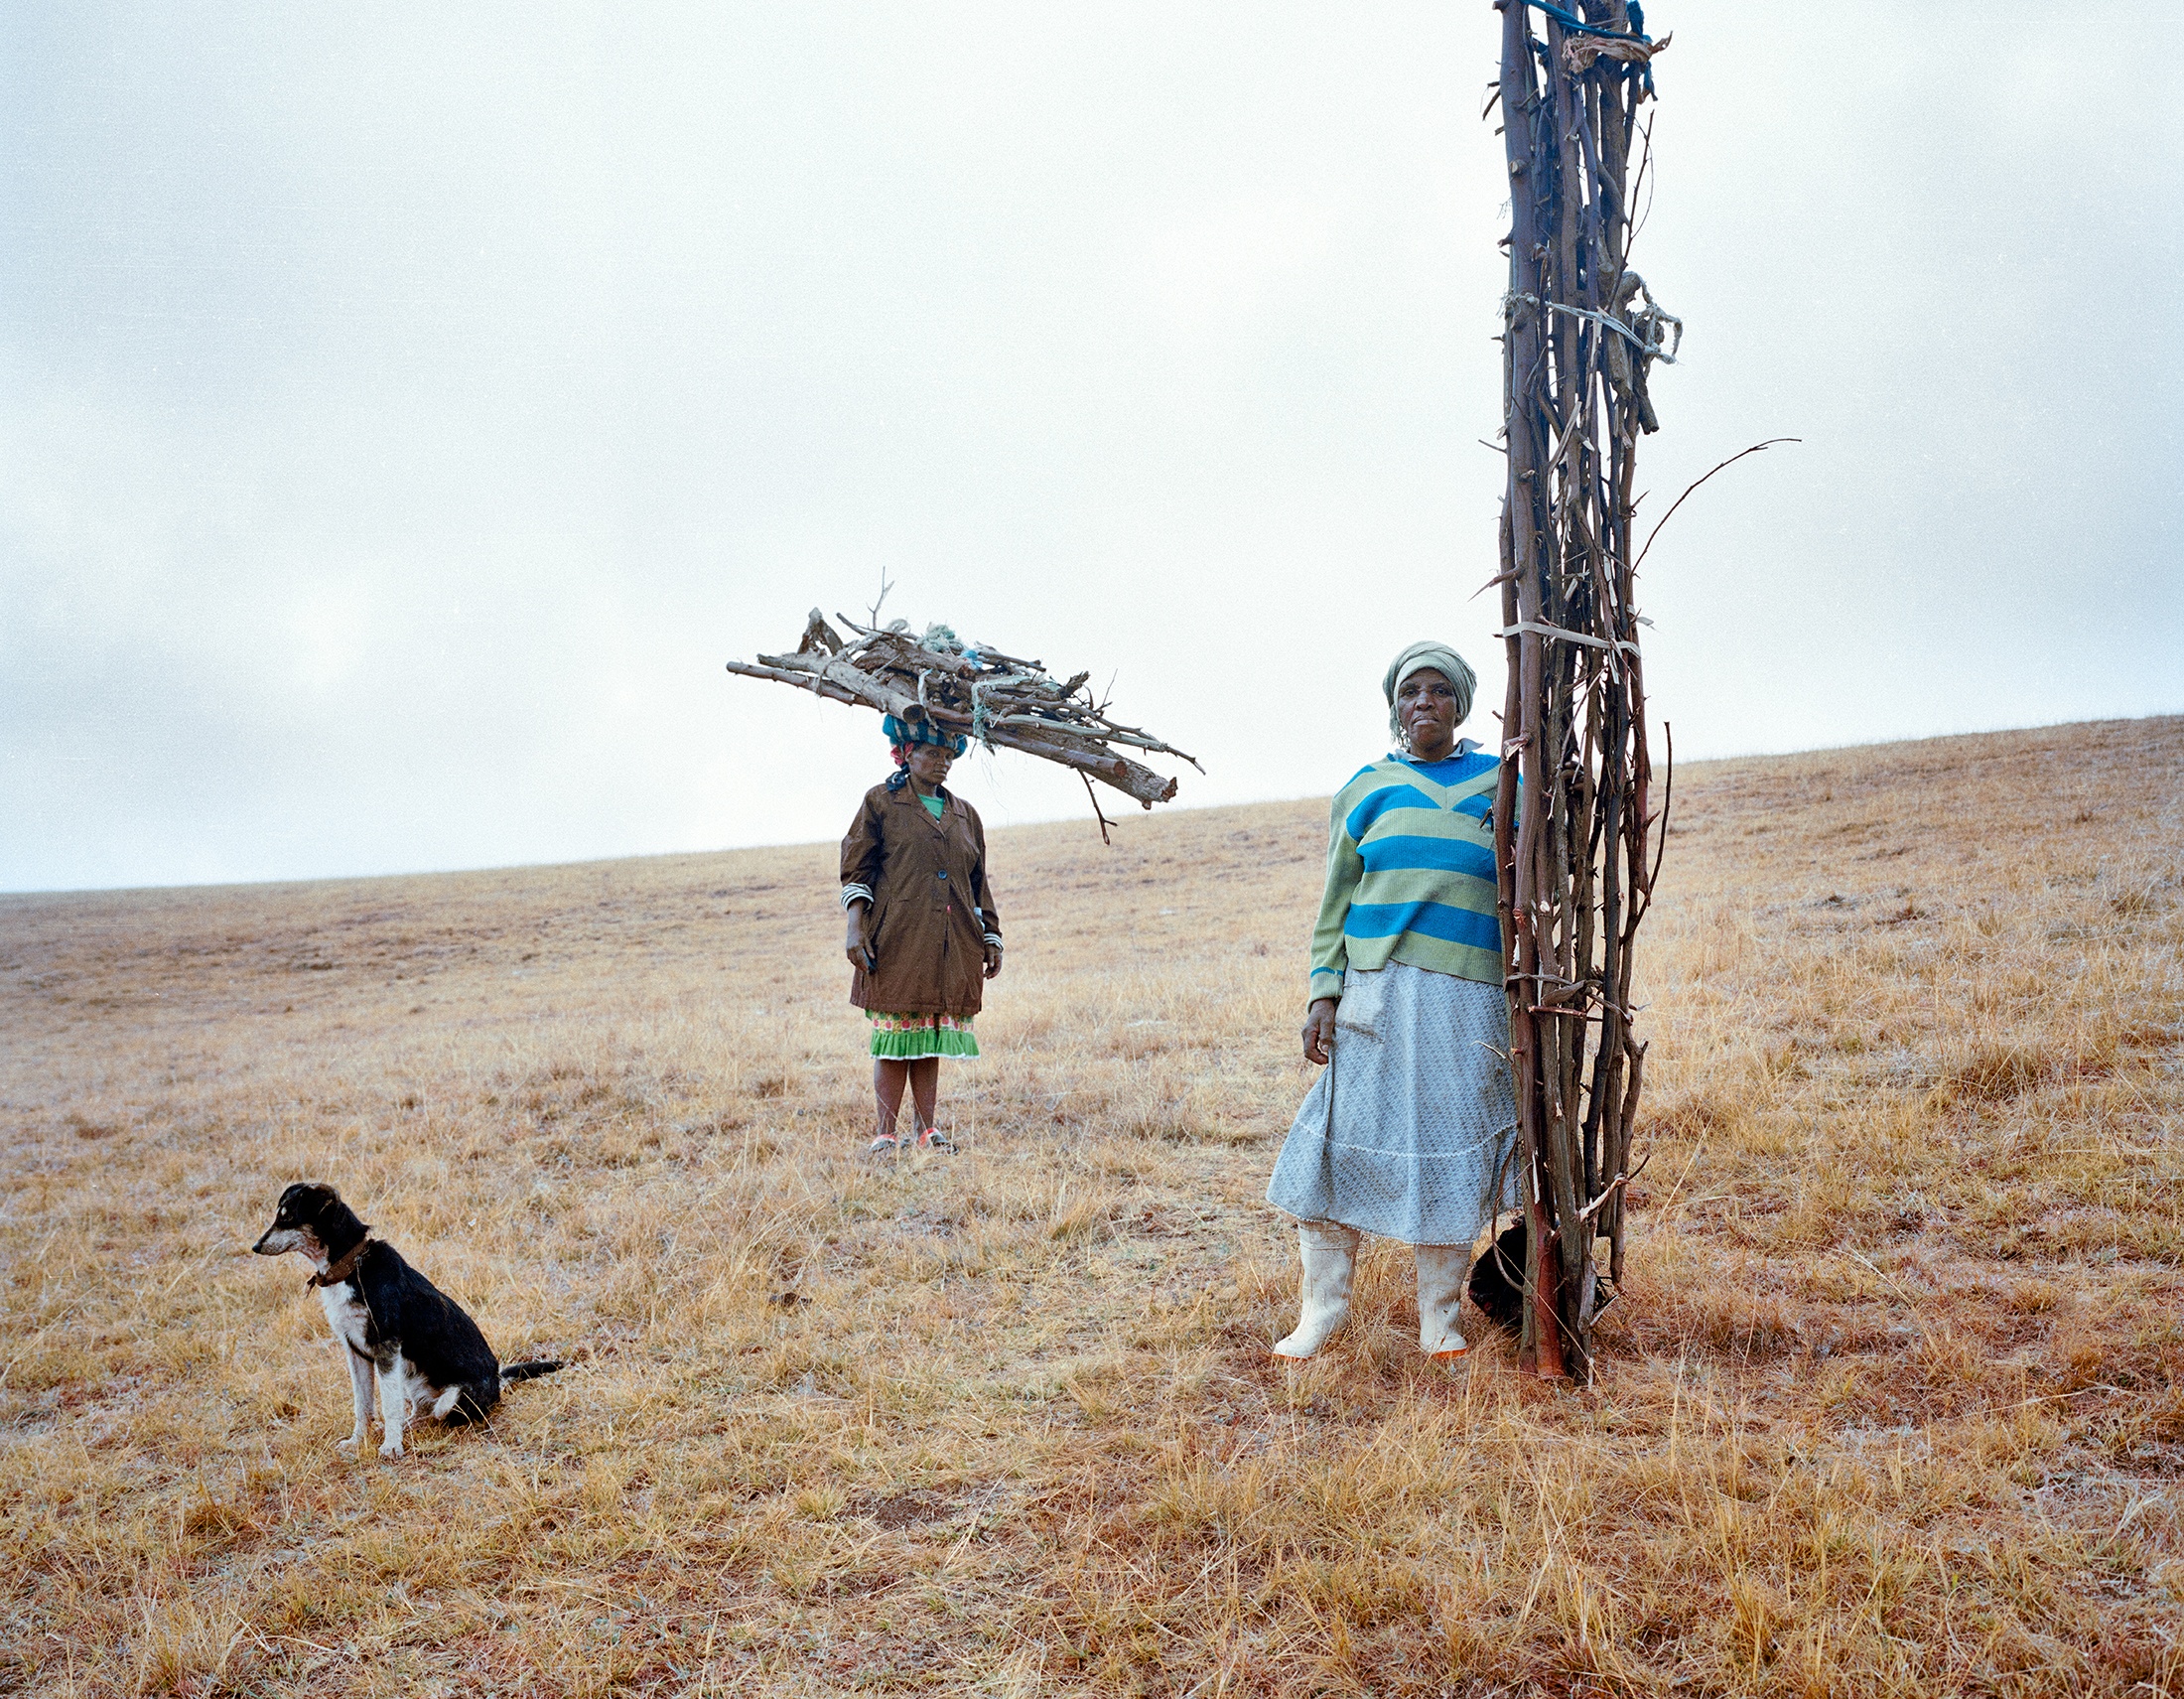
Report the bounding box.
[903,743,955,788]
[1396,667,1460,756]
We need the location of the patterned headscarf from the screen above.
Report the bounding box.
[1382,641,1477,745]
[882,713,969,764]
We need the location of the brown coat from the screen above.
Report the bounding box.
[840,781,1003,1017]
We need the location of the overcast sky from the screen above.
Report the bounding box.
[4,1,2178,892]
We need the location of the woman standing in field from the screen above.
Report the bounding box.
[840,715,1004,1156]
[1266,640,1517,1362]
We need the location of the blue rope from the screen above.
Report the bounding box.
[1524,0,1656,93]
[1525,0,1643,44]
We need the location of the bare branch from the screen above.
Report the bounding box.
[1632,439,1801,572]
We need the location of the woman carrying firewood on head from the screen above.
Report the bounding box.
[840,714,1003,1156]
[1265,640,1518,1363]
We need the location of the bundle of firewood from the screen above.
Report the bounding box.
[726,610,1198,810]
[1492,0,1675,1383]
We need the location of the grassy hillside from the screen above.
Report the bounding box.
[2,716,2180,1697]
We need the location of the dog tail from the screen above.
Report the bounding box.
[499,1359,564,1387]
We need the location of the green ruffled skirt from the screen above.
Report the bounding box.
[866,1011,981,1060]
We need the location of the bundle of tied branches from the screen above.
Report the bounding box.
[726,610,1199,819]
[1491,0,1677,1382]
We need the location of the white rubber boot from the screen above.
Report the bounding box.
[1272,1221,1360,1359]
[1417,1244,1471,1360]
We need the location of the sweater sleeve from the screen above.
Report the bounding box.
[1308,789,1363,1004]
[839,793,886,910]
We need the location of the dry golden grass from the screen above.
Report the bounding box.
[3,716,2181,1697]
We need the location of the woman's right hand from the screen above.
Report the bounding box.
[1301,998,1337,1066]
[845,909,876,973]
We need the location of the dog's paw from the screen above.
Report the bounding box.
[338,1436,362,1453]
[379,1440,405,1459]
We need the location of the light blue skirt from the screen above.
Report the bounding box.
[1266,961,1520,1247]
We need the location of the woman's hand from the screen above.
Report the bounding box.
[845,906,876,973]
[1301,998,1337,1065]
[983,942,1003,980]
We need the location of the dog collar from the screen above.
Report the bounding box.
[308,1237,376,1291]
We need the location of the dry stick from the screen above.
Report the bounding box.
[1631,438,1801,572]
[1597,12,1647,1300]
[1543,1,1592,1382]
[1500,0,1565,1381]
[1078,771,1115,847]
[1584,694,1620,1200]
[1581,17,1634,1280]
[1643,719,1675,912]
[1576,1170,1628,1225]
[1493,28,1535,1376]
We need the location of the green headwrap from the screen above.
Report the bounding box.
[1382,640,1477,745]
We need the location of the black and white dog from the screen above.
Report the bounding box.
[252,1182,561,1458]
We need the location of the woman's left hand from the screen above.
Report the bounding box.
[983,943,1003,980]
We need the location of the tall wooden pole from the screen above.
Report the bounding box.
[1491,0,1672,1382]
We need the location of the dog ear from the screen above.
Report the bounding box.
[275,1182,341,1220]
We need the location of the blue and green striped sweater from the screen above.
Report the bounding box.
[1309,744,1505,1002]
